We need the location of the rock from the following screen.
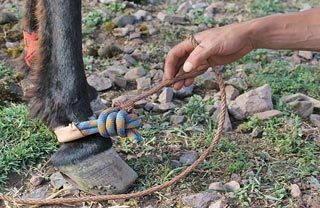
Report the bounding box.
[231,173,242,183]
[153,102,176,112]
[176,2,192,13]
[113,15,135,27]
[179,150,199,165]
[290,184,301,198]
[203,78,219,90]
[209,198,227,208]
[254,110,283,121]
[225,85,239,101]
[144,102,154,111]
[157,12,186,24]
[228,84,273,120]
[134,10,149,21]
[192,2,208,9]
[112,95,135,106]
[0,11,17,25]
[108,73,127,88]
[225,181,240,192]
[112,27,129,37]
[182,192,221,208]
[298,50,313,60]
[134,100,147,108]
[30,175,45,187]
[308,176,320,190]
[287,100,314,118]
[90,97,107,112]
[22,186,51,199]
[158,87,174,103]
[250,126,263,138]
[136,77,151,90]
[87,74,113,91]
[281,93,320,109]
[153,70,164,81]
[212,108,232,132]
[170,160,182,168]
[124,67,146,81]
[310,114,320,128]
[123,46,135,54]
[170,115,186,125]
[50,172,69,189]
[124,54,137,66]
[174,85,194,99]
[209,182,225,191]
[98,43,122,58]
[225,77,247,90]
[129,32,141,40]
[5,41,19,49]
[206,105,216,115]
[292,53,301,65]
[104,64,129,75]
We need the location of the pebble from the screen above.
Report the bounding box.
[144,102,155,111]
[30,175,45,187]
[225,77,247,90]
[112,95,135,106]
[0,11,18,25]
[49,172,69,190]
[290,184,302,198]
[212,108,232,132]
[108,72,127,88]
[209,198,226,208]
[182,192,221,208]
[136,77,151,90]
[129,32,141,40]
[157,12,186,24]
[104,64,129,76]
[310,114,320,128]
[209,182,225,191]
[176,2,192,13]
[112,27,129,37]
[158,87,174,103]
[22,185,51,199]
[153,102,176,112]
[225,85,239,101]
[113,15,135,27]
[153,70,164,81]
[87,74,113,91]
[298,50,313,60]
[98,43,122,58]
[174,85,194,99]
[254,110,283,121]
[134,9,149,21]
[225,180,240,192]
[179,150,199,165]
[287,100,314,118]
[5,41,19,49]
[124,54,137,66]
[281,93,320,109]
[124,67,146,81]
[170,115,186,125]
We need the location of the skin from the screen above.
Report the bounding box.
[164,8,320,90]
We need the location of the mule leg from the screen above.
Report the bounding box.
[21,0,137,194]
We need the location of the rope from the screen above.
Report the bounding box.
[0,36,227,205]
[76,108,143,143]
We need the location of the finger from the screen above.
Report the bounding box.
[184,77,194,87]
[164,40,194,80]
[183,44,211,72]
[173,67,186,90]
[212,45,252,65]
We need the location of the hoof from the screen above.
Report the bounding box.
[55,148,138,195]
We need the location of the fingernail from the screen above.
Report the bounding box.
[183,61,193,72]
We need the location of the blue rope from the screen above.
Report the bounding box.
[75,108,143,143]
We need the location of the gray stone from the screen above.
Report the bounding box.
[182,192,221,208]
[123,46,135,54]
[209,198,226,208]
[225,77,247,90]
[212,108,232,132]
[290,184,301,198]
[209,182,225,191]
[206,105,216,115]
[192,2,208,9]
[134,10,149,21]
[104,64,129,75]
[136,77,151,90]
[225,180,240,192]
[250,126,263,138]
[30,175,44,187]
[179,150,199,165]
[157,12,186,24]
[287,100,314,118]
[228,84,273,120]
[176,2,192,13]
[124,54,137,66]
[282,93,320,109]
[158,87,174,103]
[310,114,320,128]
[87,74,113,91]
[113,27,129,37]
[170,160,182,168]
[144,102,155,111]
[129,32,141,40]
[50,172,69,189]
[108,73,127,88]
[308,176,320,190]
[113,15,135,27]
[225,85,240,101]
[22,186,51,199]
[0,11,17,25]
[90,97,107,112]
[153,70,164,81]
[298,50,313,60]
[153,102,176,112]
[124,67,146,81]
[98,43,122,58]
[5,41,19,49]
[254,110,283,121]
[170,115,186,125]
[174,85,194,99]
[112,95,135,106]
[57,148,138,195]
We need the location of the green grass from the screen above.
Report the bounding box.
[0,61,14,79]
[248,0,285,17]
[0,104,57,190]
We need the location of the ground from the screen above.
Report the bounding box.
[0,0,320,207]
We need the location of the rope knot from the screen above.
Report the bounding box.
[75,108,143,143]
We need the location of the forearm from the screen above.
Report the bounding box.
[248,8,320,51]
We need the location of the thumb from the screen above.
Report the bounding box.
[183,44,211,72]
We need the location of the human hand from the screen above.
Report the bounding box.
[164,22,254,90]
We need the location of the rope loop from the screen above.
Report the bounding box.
[75,108,143,143]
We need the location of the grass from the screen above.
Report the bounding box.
[0,61,14,79]
[0,104,57,190]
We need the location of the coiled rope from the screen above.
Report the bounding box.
[0,37,227,205]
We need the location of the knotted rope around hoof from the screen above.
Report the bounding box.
[54,108,142,143]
